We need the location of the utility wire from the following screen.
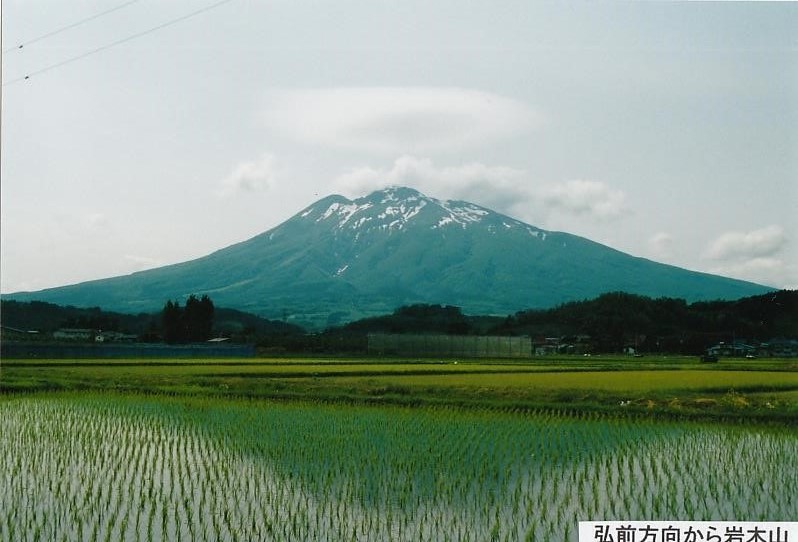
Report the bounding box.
[3,0,142,54]
[3,0,236,87]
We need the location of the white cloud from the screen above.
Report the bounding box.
[334,156,632,226]
[708,258,791,288]
[705,225,787,262]
[334,155,532,216]
[703,225,791,287]
[261,87,538,154]
[542,180,629,220]
[648,232,675,260]
[217,154,277,196]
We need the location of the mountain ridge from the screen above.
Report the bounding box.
[5,186,773,329]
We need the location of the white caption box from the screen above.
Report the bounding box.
[579,521,798,542]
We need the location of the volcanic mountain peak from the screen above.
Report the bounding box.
[302,186,531,234]
[4,185,773,328]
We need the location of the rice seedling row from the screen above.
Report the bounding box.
[0,394,795,541]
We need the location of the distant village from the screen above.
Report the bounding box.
[4,324,796,360]
[3,326,140,343]
[365,333,798,359]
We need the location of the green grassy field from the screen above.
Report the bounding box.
[3,356,797,422]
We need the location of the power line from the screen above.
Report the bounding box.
[3,0,236,87]
[2,0,142,54]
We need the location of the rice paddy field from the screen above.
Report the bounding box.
[1,356,796,540]
[2,393,797,542]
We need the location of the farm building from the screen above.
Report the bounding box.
[51,328,138,342]
[706,339,798,358]
[763,339,798,357]
[0,326,40,341]
[52,328,95,341]
[706,342,757,358]
[367,333,533,358]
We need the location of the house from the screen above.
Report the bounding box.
[0,326,40,340]
[706,341,756,358]
[533,337,561,356]
[51,328,139,342]
[98,331,138,343]
[768,338,798,357]
[53,328,95,341]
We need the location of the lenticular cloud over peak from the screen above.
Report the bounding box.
[261,87,539,154]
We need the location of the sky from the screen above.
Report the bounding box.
[1,0,797,295]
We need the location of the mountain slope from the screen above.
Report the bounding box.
[5,187,773,328]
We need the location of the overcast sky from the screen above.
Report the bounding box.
[2,0,797,295]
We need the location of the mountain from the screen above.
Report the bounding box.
[5,186,773,328]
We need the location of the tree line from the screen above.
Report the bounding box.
[298,291,797,355]
[0,296,301,344]
[3,290,795,354]
[488,290,798,353]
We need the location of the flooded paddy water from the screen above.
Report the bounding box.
[1,394,795,541]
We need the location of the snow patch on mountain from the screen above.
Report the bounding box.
[317,202,374,227]
[376,201,427,229]
[526,228,547,240]
[309,187,547,239]
[352,216,373,229]
[431,201,490,229]
[379,186,421,204]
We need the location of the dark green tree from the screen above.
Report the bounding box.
[162,300,183,343]
[162,295,214,343]
[184,294,214,342]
